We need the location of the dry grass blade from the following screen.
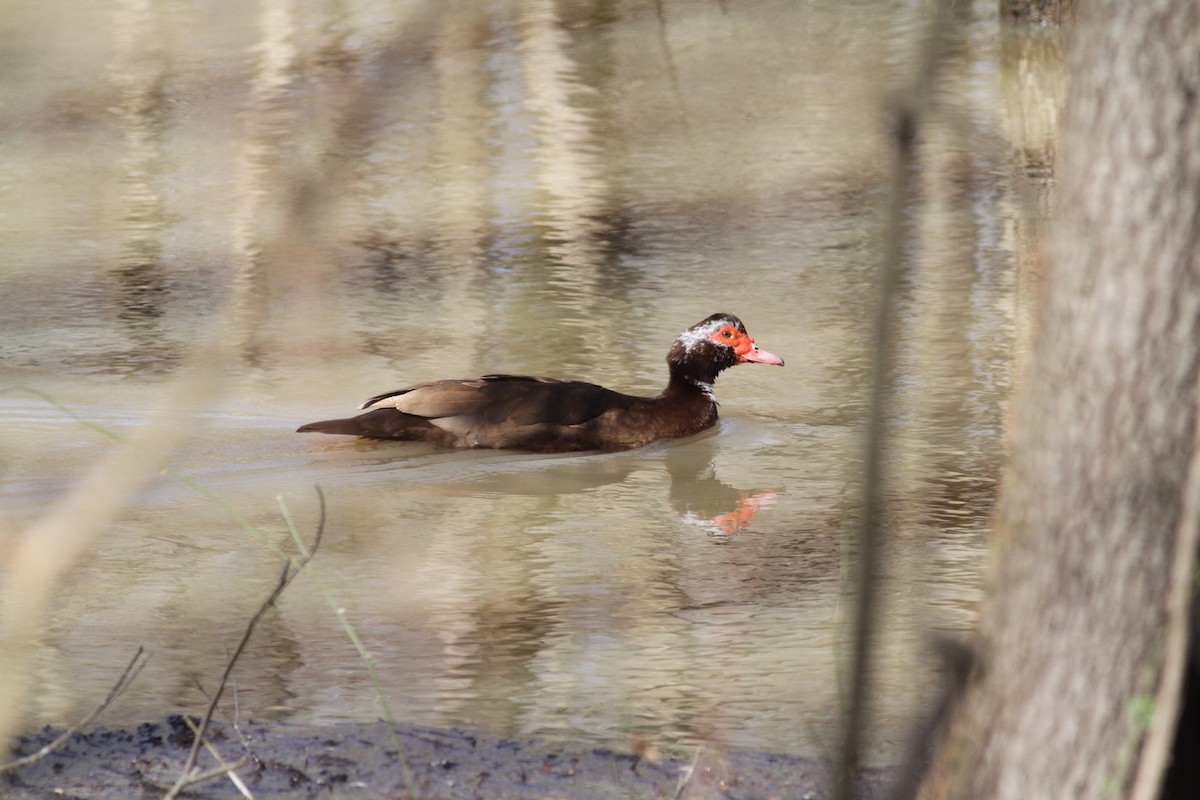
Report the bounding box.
[0,646,150,774]
[163,486,325,800]
[0,354,225,749]
[168,756,252,799]
[672,747,703,800]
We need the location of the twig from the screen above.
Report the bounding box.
[0,646,150,774]
[220,637,262,768]
[182,714,255,800]
[163,486,325,800]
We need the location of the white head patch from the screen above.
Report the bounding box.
[676,318,731,355]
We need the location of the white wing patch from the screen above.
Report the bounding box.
[430,415,474,436]
[362,395,406,411]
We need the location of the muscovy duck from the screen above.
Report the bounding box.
[297,312,783,452]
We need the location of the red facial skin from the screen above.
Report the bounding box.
[707,324,785,365]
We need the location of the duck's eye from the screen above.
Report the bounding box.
[720,328,735,340]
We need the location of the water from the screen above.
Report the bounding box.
[0,0,1046,765]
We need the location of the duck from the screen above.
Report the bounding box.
[297,313,783,453]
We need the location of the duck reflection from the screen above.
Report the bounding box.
[664,441,780,537]
[399,431,779,537]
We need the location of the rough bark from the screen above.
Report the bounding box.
[918,2,1200,799]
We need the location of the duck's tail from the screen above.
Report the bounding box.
[296,417,366,435]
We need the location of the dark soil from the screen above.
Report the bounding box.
[3,717,893,799]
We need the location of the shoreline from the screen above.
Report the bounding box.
[5,717,892,798]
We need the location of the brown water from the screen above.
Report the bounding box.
[0,0,1048,764]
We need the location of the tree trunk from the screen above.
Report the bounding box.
[918,2,1200,799]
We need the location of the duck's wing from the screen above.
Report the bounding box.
[300,376,635,449]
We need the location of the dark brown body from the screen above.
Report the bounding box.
[301,374,718,452]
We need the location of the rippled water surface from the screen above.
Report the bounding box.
[1,0,1047,764]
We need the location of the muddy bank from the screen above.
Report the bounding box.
[5,718,892,799]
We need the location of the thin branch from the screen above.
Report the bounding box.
[835,3,956,798]
[1128,345,1200,800]
[0,647,150,774]
[163,486,325,800]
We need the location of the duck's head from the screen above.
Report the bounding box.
[668,313,784,387]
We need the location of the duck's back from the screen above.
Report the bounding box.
[301,374,679,452]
